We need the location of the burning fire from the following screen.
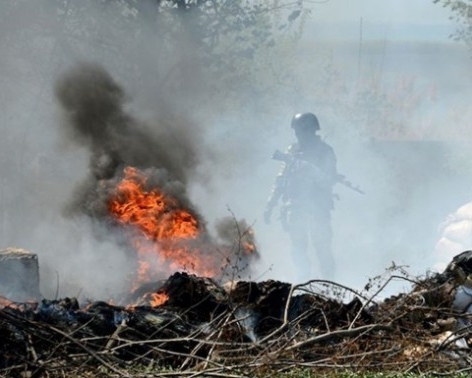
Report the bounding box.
[149,292,169,307]
[0,296,37,311]
[0,296,15,309]
[109,167,221,290]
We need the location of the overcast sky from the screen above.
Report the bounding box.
[306,0,457,41]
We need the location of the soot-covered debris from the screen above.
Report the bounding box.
[2,256,472,378]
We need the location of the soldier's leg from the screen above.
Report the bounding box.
[311,211,335,280]
[287,210,313,281]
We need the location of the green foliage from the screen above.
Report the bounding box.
[0,0,307,116]
[433,0,472,45]
[152,0,307,112]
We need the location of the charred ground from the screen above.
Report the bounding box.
[1,259,471,377]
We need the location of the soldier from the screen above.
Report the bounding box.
[264,112,338,281]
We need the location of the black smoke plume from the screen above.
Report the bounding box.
[55,62,201,218]
[54,62,259,283]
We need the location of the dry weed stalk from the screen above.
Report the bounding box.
[0,266,470,377]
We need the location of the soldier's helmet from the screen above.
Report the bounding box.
[291,112,320,131]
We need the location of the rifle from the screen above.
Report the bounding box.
[272,149,365,195]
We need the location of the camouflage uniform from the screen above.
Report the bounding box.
[265,119,337,281]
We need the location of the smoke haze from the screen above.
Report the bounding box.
[1,0,472,301]
[54,62,202,216]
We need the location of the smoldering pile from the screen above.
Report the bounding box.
[1,254,472,378]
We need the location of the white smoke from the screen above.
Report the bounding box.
[0,0,471,301]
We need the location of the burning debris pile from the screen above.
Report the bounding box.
[2,253,472,377]
[54,62,259,292]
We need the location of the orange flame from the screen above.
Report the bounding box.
[149,292,169,307]
[0,296,15,309]
[0,295,37,311]
[109,167,218,288]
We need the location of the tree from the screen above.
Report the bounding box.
[0,0,309,245]
[433,0,472,47]
[46,0,307,114]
